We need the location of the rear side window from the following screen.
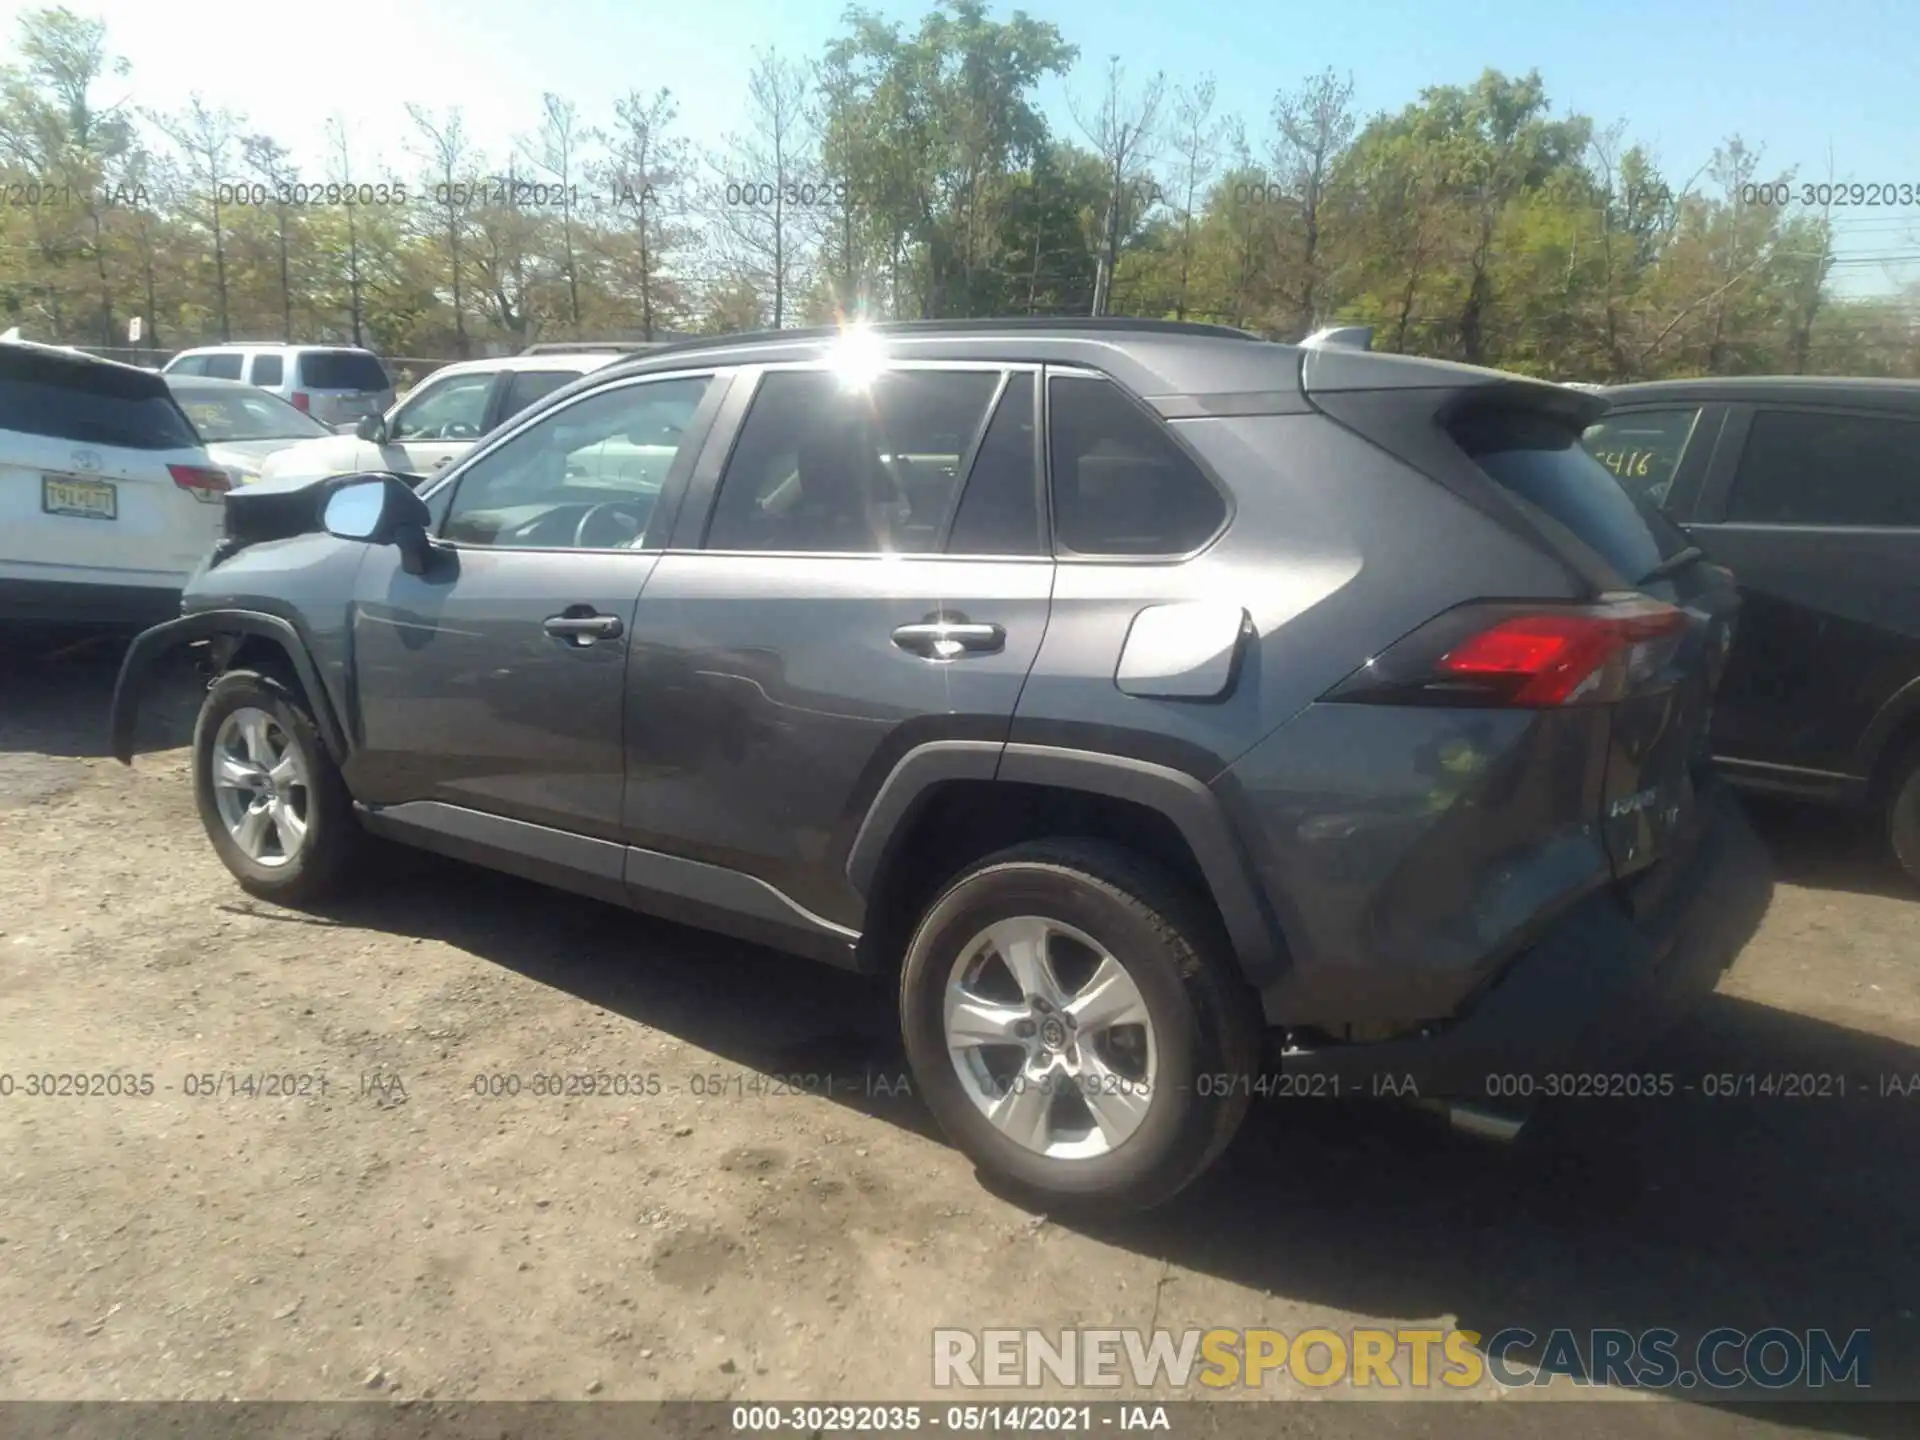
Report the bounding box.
[1455,409,1665,583]
[0,348,201,450]
[705,368,1001,554]
[1580,408,1700,509]
[249,353,284,387]
[1047,374,1226,556]
[201,353,244,380]
[946,375,1042,555]
[1725,410,1920,527]
[298,350,390,391]
[499,370,579,424]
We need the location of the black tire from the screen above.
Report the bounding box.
[898,839,1260,1213]
[192,668,362,905]
[1888,744,1920,888]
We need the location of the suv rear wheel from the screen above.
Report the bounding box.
[192,669,361,905]
[899,840,1259,1212]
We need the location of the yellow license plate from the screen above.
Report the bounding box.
[42,475,118,520]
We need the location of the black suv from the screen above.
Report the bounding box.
[111,320,1771,1209]
[1584,378,1920,882]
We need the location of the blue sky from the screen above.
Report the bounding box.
[7,0,1918,294]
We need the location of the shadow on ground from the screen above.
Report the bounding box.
[9,627,1917,1433]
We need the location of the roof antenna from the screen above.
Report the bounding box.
[1300,325,1373,350]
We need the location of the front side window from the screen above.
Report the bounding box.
[442,375,712,549]
[1580,408,1701,509]
[1725,410,1920,528]
[1047,374,1227,556]
[390,372,495,442]
[704,368,1002,554]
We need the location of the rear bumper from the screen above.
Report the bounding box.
[1282,779,1773,1101]
[0,575,184,628]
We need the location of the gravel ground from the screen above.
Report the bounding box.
[1,629,1915,1439]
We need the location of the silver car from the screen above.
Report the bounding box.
[161,345,396,428]
[163,374,337,485]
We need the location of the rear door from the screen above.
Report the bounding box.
[1685,404,1920,778]
[623,362,1054,933]
[0,346,224,584]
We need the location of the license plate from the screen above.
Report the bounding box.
[42,475,118,520]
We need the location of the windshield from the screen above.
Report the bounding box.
[169,383,334,441]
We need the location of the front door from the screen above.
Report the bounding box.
[624,363,1055,933]
[344,371,726,894]
[378,367,501,480]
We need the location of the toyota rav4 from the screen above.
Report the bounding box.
[109,319,1773,1210]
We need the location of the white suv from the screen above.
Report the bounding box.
[0,339,231,625]
[162,345,396,428]
[256,350,633,487]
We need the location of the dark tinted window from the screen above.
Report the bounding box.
[947,375,1042,555]
[249,353,284,387]
[499,370,578,424]
[201,353,244,380]
[1725,410,1920,527]
[1456,409,1665,582]
[298,349,390,391]
[1047,374,1226,555]
[1580,407,1701,509]
[0,347,200,450]
[706,368,1000,554]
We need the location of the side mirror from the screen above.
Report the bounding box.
[354,412,388,444]
[321,473,435,574]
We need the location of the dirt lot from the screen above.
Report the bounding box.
[1,630,1917,1435]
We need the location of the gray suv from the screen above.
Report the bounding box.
[109,319,1773,1210]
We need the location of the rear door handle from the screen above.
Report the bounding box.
[544,609,624,646]
[891,621,1005,660]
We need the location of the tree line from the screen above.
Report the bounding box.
[3,1,1917,379]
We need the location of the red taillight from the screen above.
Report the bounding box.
[169,463,233,504]
[1328,599,1690,708]
[291,391,311,412]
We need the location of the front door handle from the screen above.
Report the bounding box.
[544,608,624,646]
[891,621,1005,660]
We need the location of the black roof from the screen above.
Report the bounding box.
[1604,375,1920,411]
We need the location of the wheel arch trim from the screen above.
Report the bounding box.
[846,739,1285,987]
[110,609,349,767]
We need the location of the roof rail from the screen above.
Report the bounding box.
[521,341,671,355]
[607,315,1269,365]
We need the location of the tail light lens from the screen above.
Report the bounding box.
[291,391,311,412]
[169,463,233,505]
[1327,597,1690,708]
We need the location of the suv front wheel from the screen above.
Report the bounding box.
[192,669,361,904]
[899,840,1259,1212]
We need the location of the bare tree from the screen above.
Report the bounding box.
[708,49,813,329]
[406,104,474,357]
[1272,69,1355,337]
[525,92,588,331]
[1073,57,1166,316]
[243,133,297,341]
[149,95,241,340]
[325,115,366,347]
[1167,77,1223,322]
[602,87,685,340]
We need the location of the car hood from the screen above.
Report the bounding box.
[256,431,376,482]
